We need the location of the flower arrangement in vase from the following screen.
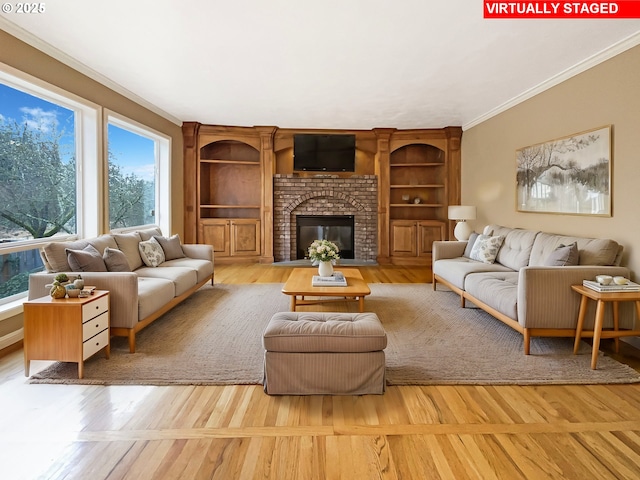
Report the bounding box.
[308,239,340,277]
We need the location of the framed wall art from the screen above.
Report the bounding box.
[516,125,611,216]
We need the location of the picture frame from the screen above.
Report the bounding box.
[516,125,611,216]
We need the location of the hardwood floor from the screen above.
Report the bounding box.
[2,264,640,479]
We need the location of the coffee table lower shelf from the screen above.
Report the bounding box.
[281,268,371,313]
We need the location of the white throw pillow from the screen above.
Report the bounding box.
[138,237,165,267]
[469,234,505,264]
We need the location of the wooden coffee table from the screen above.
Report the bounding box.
[282,268,371,312]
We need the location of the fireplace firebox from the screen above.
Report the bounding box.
[296,215,355,260]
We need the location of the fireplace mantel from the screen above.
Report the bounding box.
[273,175,377,262]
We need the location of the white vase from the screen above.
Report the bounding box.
[318,261,334,277]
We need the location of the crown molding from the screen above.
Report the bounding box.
[463,31,640,131]
[0,18,182,126]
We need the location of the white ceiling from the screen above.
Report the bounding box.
[3,1,640,130]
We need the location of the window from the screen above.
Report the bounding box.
[0,81,78,303]
[0,63,100,306]
[107,122,156,229]
[106,113,171,234]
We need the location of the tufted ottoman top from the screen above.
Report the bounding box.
[263,312,386,353]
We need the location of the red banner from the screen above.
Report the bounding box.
[484,1,640,18]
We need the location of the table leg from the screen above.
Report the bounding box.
[290,296,297,311]
[358,296,364,313]
[613,301,620,354]
[591,299,606,370]
[573,295,589,354]
[78,360,84,379]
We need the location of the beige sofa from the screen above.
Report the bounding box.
[433,224,633,354]
[28,227,214,353]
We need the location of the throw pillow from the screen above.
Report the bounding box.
[153,234,185,261]
[138,237,165,267]
[103,247,132,272]
[66,244,107,272]
[463,232,479,258]
[113,232,144,271]
[544,242,579,266]
[469,234,505,264]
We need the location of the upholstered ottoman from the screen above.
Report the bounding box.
[262,312,387,395]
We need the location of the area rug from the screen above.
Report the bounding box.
[29,283,640,386]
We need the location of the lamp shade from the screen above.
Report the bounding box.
[448,205,477,221]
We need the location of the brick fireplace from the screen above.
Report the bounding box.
[273,175,378,262]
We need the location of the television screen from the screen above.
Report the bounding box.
[293,134,356,172]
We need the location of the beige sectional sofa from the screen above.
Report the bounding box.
[433,224,633,354]
[28,227,214,352]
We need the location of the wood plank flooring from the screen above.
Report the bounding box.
[1,264,640,479]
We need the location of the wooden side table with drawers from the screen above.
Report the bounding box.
[23,290,110,379]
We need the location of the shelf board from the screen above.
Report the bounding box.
[200,205,261,209]
[390,203,444,207]
[390,163,444,167]
[200,159,260,165]
[390,184,445,188]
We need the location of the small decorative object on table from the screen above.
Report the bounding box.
[54,273,70,286]
[73,274,84,289]
[50,281,67,299]
[308,239,340,277]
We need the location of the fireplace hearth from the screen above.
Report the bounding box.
[296,215,355,260]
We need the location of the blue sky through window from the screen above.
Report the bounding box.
[0,82,75,161]
[107,124,155,182]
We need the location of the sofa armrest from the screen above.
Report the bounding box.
[433,241,467,263]
[517,265,632,329]
[181,243,214,262]
[29,271,140,330]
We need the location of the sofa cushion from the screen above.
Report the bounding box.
[136,266,197,296]
[495,228,539,270]
[463,232,479,258]
[113,232,144,271]
[66,244,108,272]
[544,242,579,266]
[433,257,513,290]
[154,234,185,261]
[137,226,163,241]
[529,232,620,266]
[86,234,118,255]
[464,272,519,321]
[137,277,176,321]
[139,237,165,267]
[103,247,132,272]
[161,257,213,283]
[43,239,89,272]
[469,234,505,264]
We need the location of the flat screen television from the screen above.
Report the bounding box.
[293,134,356,172]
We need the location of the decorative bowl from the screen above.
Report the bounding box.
[613,276,629,285]
[595,275,613,285]
[66,288,80,298]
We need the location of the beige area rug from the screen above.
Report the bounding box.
[29,283,640,386]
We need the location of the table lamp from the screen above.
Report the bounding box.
[448,205,476,241]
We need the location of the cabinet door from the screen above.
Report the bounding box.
[230,219,260,256]
[201,220,230,256]
[390,221,417,257]
[418,221,445,257]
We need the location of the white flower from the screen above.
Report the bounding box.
[307,239,340,263]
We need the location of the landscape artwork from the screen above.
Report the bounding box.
[516,126,611,216]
